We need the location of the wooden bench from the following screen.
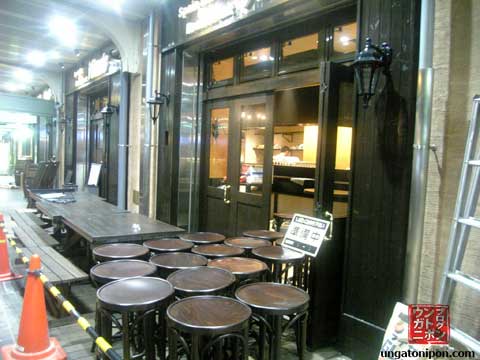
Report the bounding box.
[9,210,88,317]
[19,246,88,317]
[11,210,59,247]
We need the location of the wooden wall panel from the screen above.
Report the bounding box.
[339,0,420,358]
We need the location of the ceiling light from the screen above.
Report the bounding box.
[14,69,33,83]
[27,50,47,67]
[100,0,125,13]
[4,82,25,92]
[49,16,77,47]
[48,50,61,59]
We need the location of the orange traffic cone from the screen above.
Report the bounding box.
[1,255,67,360]
[0,228,22,282]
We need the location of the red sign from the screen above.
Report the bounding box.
[408,304,450,344]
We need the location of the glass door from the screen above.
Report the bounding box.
[202,95,273,236]
[202,101,233,234]
[229,95,274,235]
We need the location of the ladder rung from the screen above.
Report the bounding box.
[458,217,480,228]
[467,160,480,166]
[447,271,480,292]
[450,327,480,354]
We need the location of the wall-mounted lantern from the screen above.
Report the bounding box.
[352,37,393,108]
[147,90,170,125]
[101,104,118,122]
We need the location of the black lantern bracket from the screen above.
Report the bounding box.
[147,90,170,125]
[352,37,393,108]
[101,104,119,123]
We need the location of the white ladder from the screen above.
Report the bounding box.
[437,95,480,353]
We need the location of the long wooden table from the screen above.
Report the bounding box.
[33,191,184,245]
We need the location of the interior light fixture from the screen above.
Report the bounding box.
[14,69,33,83]
[27,50,47,67]
[147,90,170,125]
[49,16,77,47]
[340,36,350,46]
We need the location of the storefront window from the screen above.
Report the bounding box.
[332,22,357,60]
[279,33,319,74]
[240,47,273,82]
[209,108,230,187]
[239,103,266,194]
[210,57,234,86]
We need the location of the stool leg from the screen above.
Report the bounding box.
[100,311,113,360]
[258,320,267,360]
[272,264,281,283]
[158,310,167,360]
[122,312,131,360]
[298,314,308,360]
[270,316,282,360]
[242,327,249,360]
[167,327,178,360]
[191,334,200,360]
[143,311,156,360]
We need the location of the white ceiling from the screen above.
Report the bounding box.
[0,0,160,97]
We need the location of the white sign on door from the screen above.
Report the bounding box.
[282,213,330,257]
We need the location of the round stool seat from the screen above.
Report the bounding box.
[192,244,244,258]
[97,277,174,312]
[144,238,193,253]
[150,252,208,277]
[90,260,157,286]
[236,282,309,315]
[252,246,305,263]
[167,296,251,334]
[179,232,226,244]
[93,243,149,262]
[242,230,284,242]
[224,237,271,250]
[208,257,268,278]
[167,267,236,297]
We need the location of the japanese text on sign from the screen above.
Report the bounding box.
[408,304,450,345]
[282,213,329,257]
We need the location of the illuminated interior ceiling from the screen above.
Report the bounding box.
[0,0,158,97]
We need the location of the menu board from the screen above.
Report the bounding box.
[87,163,102,186]
[282,213,330,257]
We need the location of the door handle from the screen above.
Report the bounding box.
[223,185,231,204]
[324,210,333,240]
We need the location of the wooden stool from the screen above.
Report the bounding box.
[208,257,268,286]
[90,260,157,353]
[179,232,226,244]
[167,267,236,298]
[143,238,193,254]
[150,252,208,278]
[242,230,284,244]
[224,237,271,257]
[92,243,150,263]
[272,213,293,232]
[235,282,309,360]
[96,277,174,360]
[167,296,251,360]
[192,244,245,258]
[90,259,157,287]
[252,246,305,285]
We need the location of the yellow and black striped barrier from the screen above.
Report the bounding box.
[5,232,122,360]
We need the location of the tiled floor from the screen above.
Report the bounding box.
[0,186,350,360]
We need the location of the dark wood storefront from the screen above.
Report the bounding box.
[64,73,121,205]
[157,0,420,358]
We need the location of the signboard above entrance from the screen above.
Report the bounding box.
[178,0,281,38]
[282,213,330,257]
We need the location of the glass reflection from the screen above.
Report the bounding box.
[239,103,266,194]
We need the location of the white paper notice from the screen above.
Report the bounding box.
[282,213,330,257]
